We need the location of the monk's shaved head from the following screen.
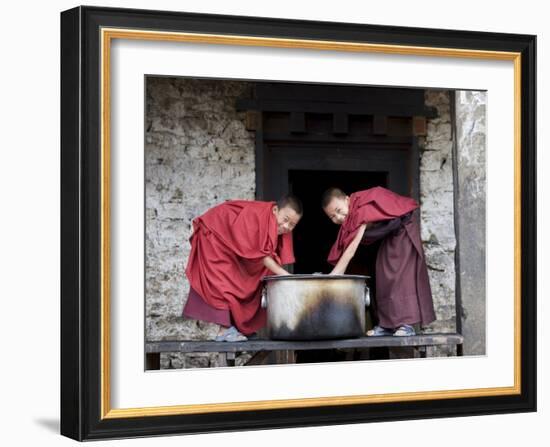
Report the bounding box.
[276,194,303,216]
[272,195,303,235]
[321,187,350,225]
[321,187,347,209]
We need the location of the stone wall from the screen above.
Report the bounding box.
[145,77,255,368]
[419,91,457,336]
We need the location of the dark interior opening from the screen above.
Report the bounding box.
[289,169,389,363]
[289,169,388,277]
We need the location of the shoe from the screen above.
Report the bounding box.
[366,325,393,336]
[394,324,416,336]
[215,326,248,342]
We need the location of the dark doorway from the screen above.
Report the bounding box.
[289,170,387,276]
[289,169,389,363]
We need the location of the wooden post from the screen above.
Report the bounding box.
[146,353,161,370]
[275,350,295,364]
[226,352,236,367]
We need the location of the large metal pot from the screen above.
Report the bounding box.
[261,274,370,340]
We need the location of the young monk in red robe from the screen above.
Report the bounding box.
[183,195,302,342]
[322,186,435,337]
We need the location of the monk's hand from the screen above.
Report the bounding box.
[263,256,291,275]
[330,226,366,276]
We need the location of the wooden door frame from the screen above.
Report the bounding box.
[256,140,418,202]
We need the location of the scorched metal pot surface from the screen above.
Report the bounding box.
[262,274,370,340]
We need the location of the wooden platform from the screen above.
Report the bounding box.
[145,333,464,369]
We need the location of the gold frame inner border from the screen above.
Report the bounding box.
[100,27,522,419]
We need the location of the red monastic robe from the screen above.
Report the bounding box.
[185,200,295,335]
[328,187,436,328]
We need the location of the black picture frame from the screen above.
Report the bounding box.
[60,5,536,441]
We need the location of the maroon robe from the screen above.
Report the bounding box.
[328,187,436,328]
[183,200,295,335]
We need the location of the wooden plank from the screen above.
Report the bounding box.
[412,116,427,136]
[333,113,349,134]
[289,112,306,133]
[254,83,427,105]
[373,115,388,135]
[245,111,259,131]
[261,133,412,144]
[145,334,464,354]
[237,98,437,117]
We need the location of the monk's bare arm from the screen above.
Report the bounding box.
[330,224,368,275]
[263,256,290,275]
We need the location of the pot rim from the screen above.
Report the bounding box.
[262,274,370,281]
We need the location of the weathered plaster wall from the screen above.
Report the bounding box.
[455,91,487,355]
[145,77,255,368]
[419,91,457,340]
